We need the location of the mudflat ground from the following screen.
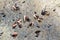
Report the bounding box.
[0,0,60,40]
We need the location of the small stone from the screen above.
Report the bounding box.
[0,30,3,36]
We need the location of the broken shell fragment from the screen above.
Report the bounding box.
[11,32,18,37]
[0,30,3,36]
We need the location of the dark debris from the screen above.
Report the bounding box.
[41,10,47,15]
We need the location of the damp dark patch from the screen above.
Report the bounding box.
[12,19,15,21]
[53,9,56,11]
[0,12,4,15]
[3,14,6,17]
[22,1,25,3]
[24,35,27,38]
[19,13,22,14]
[36,25,40,28]
[0,31,3,36]
[34,12,37,14]
[47,25,52,28]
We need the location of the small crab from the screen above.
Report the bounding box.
[12,22,17,29]
[33,14,39,19]
[24,15,30,22]
[29,22,34,26]
[17,18,22,23]
[17,19,22,28]
[11,32,18,38]
[35,30,41,37]
[12,3,20,11]
[37,18,42,22]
